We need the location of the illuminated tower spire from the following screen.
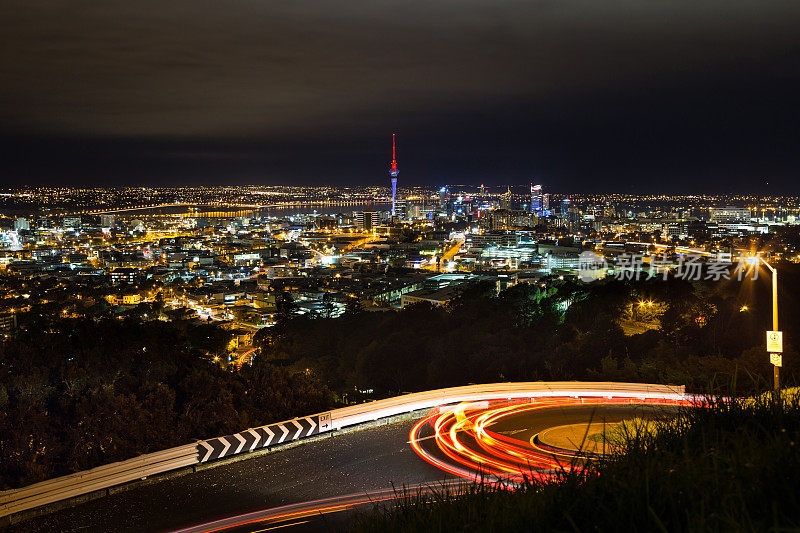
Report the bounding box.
[389,133,399,216]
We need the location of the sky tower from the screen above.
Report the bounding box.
[389,133,399,216]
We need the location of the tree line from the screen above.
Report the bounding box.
[0,316,332,489]
[259,267,799,397]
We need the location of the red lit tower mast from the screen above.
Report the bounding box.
[389,133,399,216]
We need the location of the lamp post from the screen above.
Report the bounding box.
[760,258,780,391]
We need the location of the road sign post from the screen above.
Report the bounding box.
[318,412,332,432]
[767,330,782,392]
[767,331,783,353]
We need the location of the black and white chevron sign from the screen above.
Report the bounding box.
[197,413,331,463]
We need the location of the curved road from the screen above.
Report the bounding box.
[9,401,681,532]
[9,419,446,533]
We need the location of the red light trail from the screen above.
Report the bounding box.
[410,396,693,484]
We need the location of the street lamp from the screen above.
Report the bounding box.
[761,258,780,391]
[749,256,780,391]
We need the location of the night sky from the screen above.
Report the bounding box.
[1,0,799,192]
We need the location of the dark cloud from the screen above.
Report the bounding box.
[1,0,799,190]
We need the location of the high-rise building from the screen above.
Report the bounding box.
[438,187,450,210]
[530,184,543,214]
[13,218,29,231]
[393,199,406,219]
[355,211,381,231]
[407,203,434,220]
[389,134,399,217]
[500,187,513,210]
[542,194,550,213]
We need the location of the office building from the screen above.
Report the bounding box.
[710,207,751,223]
[110,267,141,285]
[355,211,381,231]
[0,312,17,335]
[500,187,514,210]
[530,184,543,213]
[63,216,81,228]
[438,186,451,213]
[100,214,116,228]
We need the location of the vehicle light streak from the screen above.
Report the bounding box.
[410,396,694,484]
[169,482,466,533]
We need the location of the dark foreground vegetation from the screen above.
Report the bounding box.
[2,265,799,488]
[0,317,332,489]
[351,392,800,532]
[261,270,800,394]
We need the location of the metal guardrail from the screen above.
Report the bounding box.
[0,444,199,520]
[0,381,686,519]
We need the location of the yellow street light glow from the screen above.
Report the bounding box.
[740,305,749,312]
